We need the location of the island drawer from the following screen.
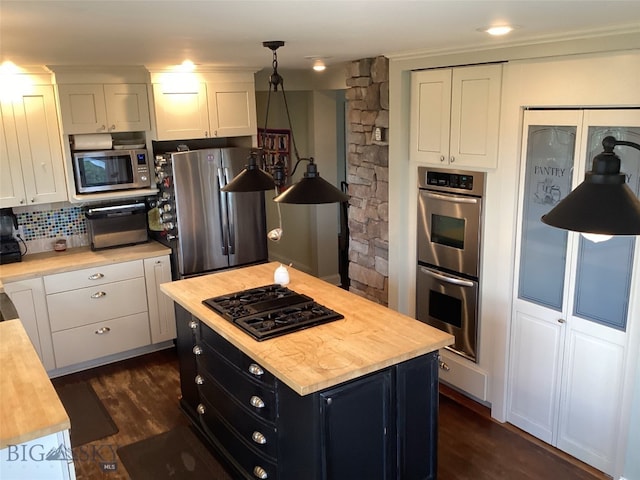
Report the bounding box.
[47,277,148,332]
[43,260,144,294]
[197,349,277,423]
[52,312,151,368]
[198,395,278,480]
[199,323,276,388]
[198,369,278,459]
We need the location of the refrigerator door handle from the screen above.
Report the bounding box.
[217,167,230,255]
[223,167,235,254]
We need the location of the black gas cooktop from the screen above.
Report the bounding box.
[202,284,344,341]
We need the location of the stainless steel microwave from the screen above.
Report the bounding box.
[73,149,152,194]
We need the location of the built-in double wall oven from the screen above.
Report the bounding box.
[416,166,485,362]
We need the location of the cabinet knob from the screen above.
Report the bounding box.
[188,320,198,330]
[251,431,267,445]
[88,273,105,280]
[91,291,107,299]
[557,318,566,324]
[95,327,111,335]
[196,404,206,415]
[248,363,264,377]
[450,156,455,163]
[253,466,268,479]
[195,375,204,385]
[192,345,203,355]
[99,125,106,131]
[250,395,265,409]
[30,198,35,203]
[110,124,116,131]
[439,360,450,371]
[440,155,445,162]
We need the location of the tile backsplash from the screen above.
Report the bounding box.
[15,204,89,254]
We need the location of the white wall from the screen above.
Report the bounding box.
[389,33,640,479]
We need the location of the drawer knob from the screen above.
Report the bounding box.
[195,375,204,385]
[95,327,111,335]
[188,320,198,330]
[253,466,268,479]
[91,291,107,299]
[88,273,105,280]
[248,363,264,377]
[192,345,203,356]
[251,431,267,445]
[250,396,265,409]
[197,404,206,415]
[439,360,450,372]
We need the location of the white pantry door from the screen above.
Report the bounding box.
[508,109,640,476]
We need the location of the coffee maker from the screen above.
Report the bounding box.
[0,208,22,264]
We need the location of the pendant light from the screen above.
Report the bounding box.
[225,40,348,204]
[541,136,640,235]
[221,150,275,192]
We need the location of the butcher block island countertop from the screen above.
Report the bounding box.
[0,320,69,448]
[161,261,454,395]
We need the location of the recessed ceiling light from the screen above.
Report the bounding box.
[478,25,518,36]
[0,61,20,74]
[305,56,329,72]
[179,60,196,71]
[313,61,326,72]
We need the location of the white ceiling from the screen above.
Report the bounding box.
[2,1,640,72]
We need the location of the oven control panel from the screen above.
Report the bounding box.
[418,166,485,197]
[427,171,474,190]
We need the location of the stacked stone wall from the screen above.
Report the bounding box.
[345,56,389,305]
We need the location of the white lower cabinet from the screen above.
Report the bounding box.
[44,260,152,369]
[143,256,176,343]
[3,278,55,371]
[51,313,150,368]
[5,253,176,374]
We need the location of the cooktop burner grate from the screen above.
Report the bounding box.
[202,284,344,341]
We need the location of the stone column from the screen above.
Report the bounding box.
[345,56,389,305]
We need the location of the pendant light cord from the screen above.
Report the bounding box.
[262,45,306,184]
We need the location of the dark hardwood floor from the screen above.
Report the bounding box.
[51,348,610,480]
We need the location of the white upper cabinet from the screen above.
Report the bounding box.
[0,85,68,208]
[58,83,151,134]
[152,82,210,140]
[206,81,257,138]
[152,73,257,140]
[410,64,502,169]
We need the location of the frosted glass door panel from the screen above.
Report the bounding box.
[518,126,576,310]
[573,126,640,330]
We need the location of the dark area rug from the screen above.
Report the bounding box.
[117,425,233,480]
[55,381,119,447]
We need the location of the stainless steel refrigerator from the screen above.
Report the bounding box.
[153,147,268,278]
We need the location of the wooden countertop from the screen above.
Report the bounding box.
[0,241,171,290]
[0,320,70,449]
[161,262,454,396]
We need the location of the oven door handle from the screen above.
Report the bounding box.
[420,267,475,287]
[424,192,478,204]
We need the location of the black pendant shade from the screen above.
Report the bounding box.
[541,136,640,235]
[222,40,348,205]
[274,160,349,204]
[221,151,275,192]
